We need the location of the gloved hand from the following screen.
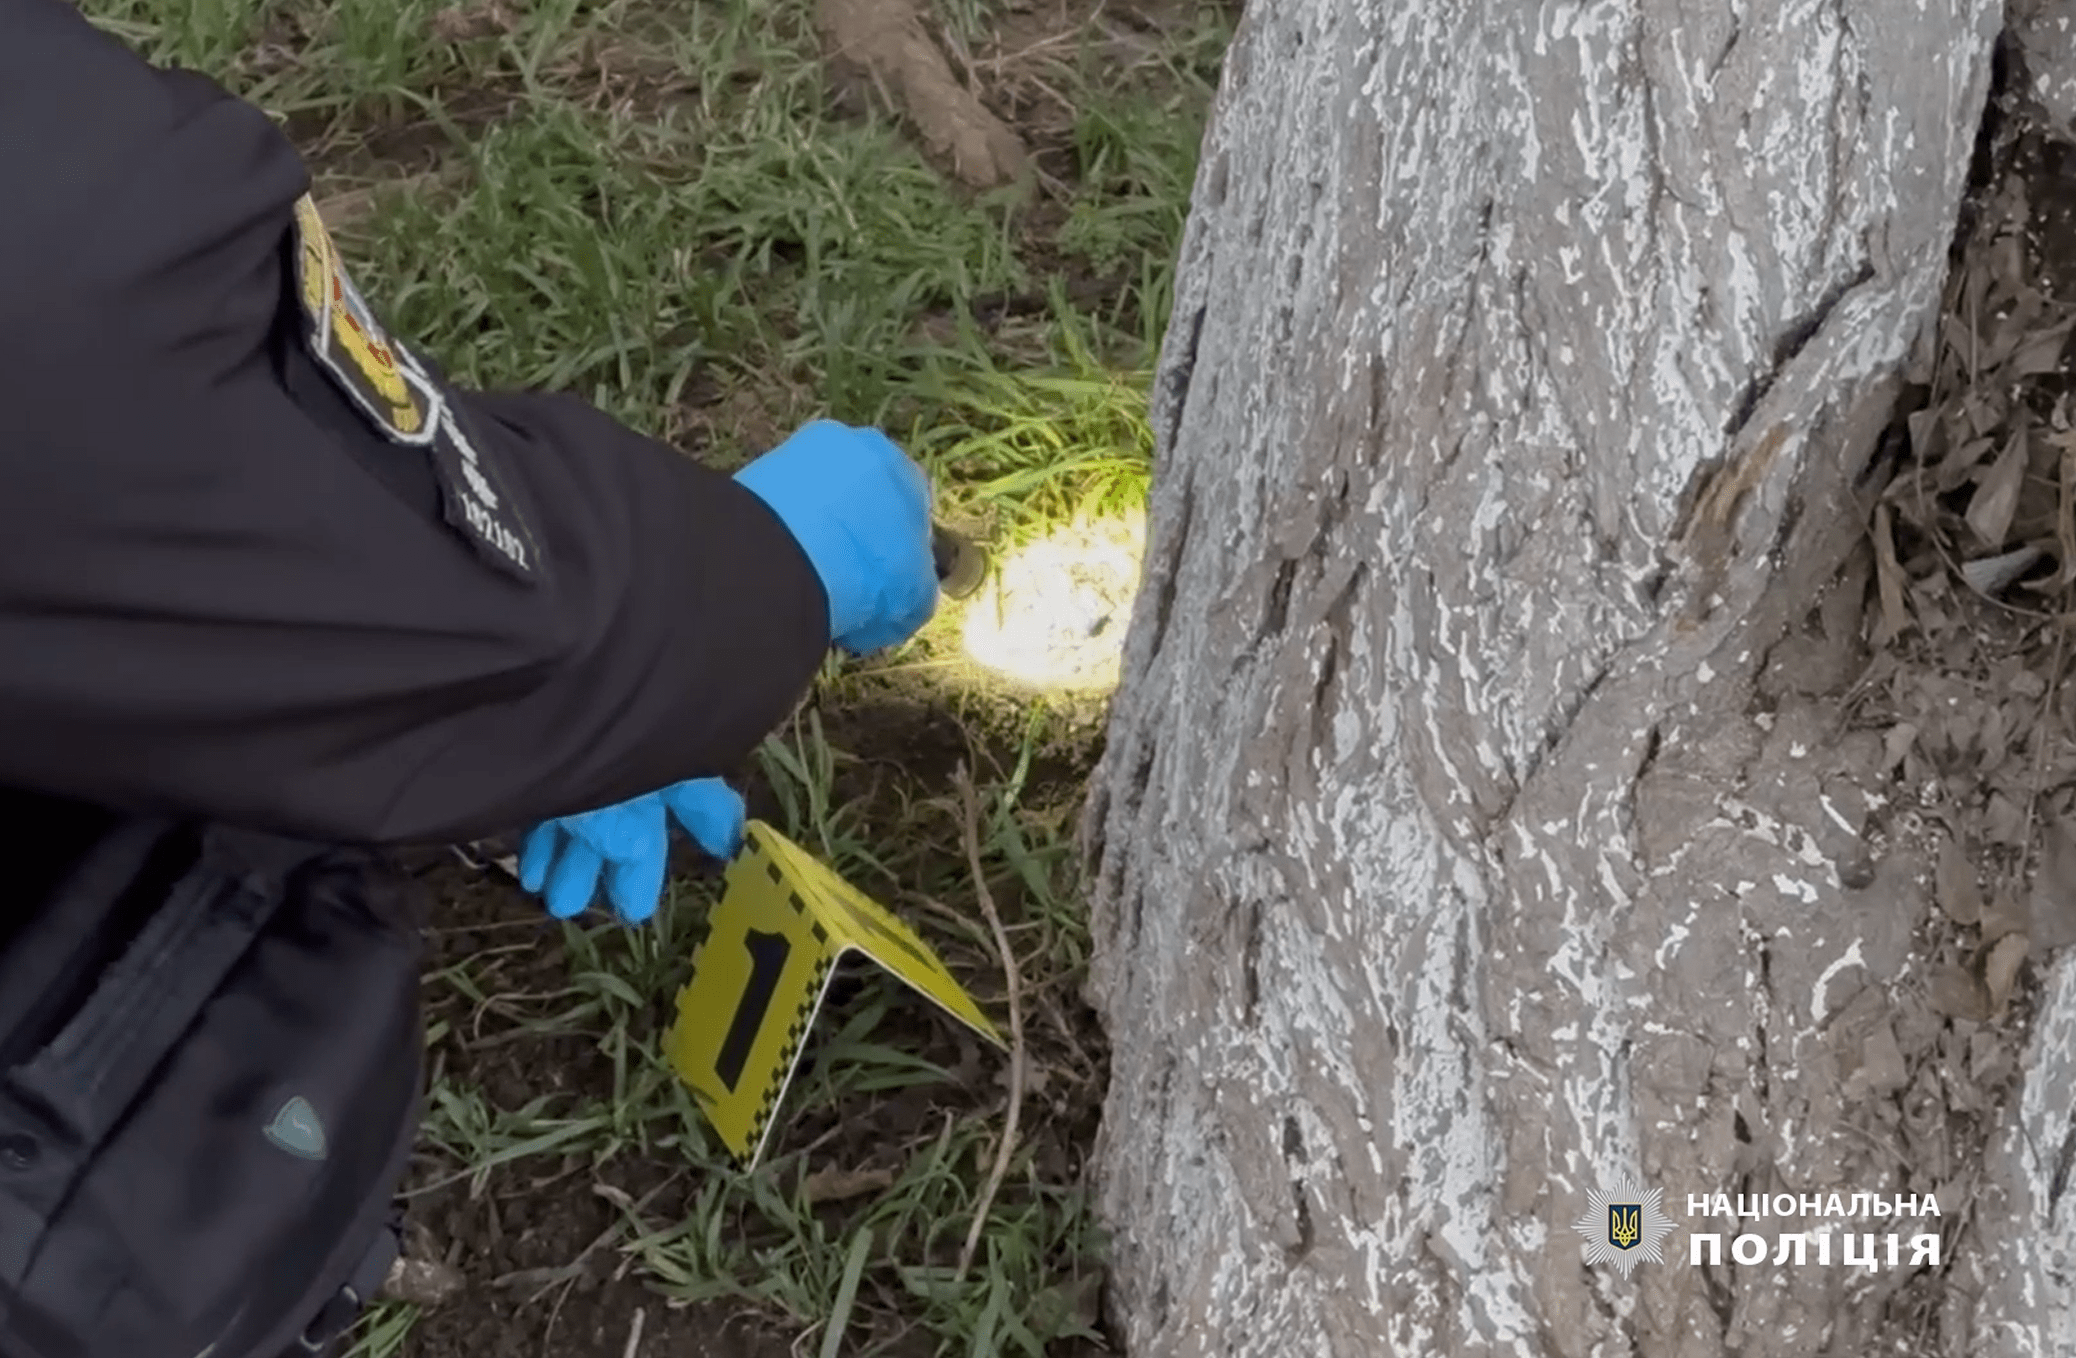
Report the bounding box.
[735,420,938,654]
[518,778,745,924]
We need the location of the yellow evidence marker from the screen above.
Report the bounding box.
[668,820,1004,1167]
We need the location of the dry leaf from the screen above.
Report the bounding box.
[1913,572,1958,636]
[1982,294,2043,370]
[1978,702,2013,773]
[1964,386,2011,439]
[1973,1033,2017,1094]
[1927,963,1993,1022]
[1872,504,1913,647]
[1948,268,1990,380]
[1962,544,2046,594]
[803,1165,896,1204]
[2011,317,2076,375]
[1983,932,2030,1012]
[1902,1065,1950,1146]
[1986,792,2031,848]
[1908,405,1948,466]
[1883,466,1939,539]
[2027,820,2076,949]
[1860,1019,1910,1093]
[1943,1063,1987,1114]
[1981,888,2030,943]
[1965,428,2030,550]
[1937,434,1997,492]
[1942,704,1982,761]
[1935,836,1985,925]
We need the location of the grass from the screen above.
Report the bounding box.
[76,0,1224,1352]
[904,307,1158,541]
[344,1301,422,1358]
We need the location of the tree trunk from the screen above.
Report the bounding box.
[1074,0,2076,1352]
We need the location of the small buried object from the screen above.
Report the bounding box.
[668,820,1004,1167]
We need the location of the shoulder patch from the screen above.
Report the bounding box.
[292,196,432,445]
[290,195,541,584]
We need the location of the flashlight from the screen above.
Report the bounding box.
[931,525,988,599]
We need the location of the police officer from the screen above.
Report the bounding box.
[0,0,942,926]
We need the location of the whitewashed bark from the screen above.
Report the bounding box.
[1076,0,2049,1353]
[1976,955,2076,1355]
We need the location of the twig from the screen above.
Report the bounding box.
[621,1308,646,1358]
[954,765,1026,1281]
[913,893,995,949]
[965,30,1080,78]
[541,1277,575,1358]
[493,1176,678,1295]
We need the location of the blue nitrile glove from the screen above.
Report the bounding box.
[734,420,938,654]
[519,778,745,924]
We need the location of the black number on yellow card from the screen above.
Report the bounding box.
[716,929,791,1092]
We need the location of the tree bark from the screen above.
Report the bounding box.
[1077,0,2052,1353]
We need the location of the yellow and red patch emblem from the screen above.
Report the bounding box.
[291,195,432,444]
[289,195,539,582]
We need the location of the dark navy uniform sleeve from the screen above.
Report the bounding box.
[0,0,831,845]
